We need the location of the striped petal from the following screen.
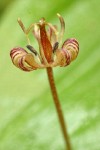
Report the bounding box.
[53,38,79,67]
[10,47,41,71]
[62,38,79,60]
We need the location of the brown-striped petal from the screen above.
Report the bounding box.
[53,38,79,67]
[10,47,41,71]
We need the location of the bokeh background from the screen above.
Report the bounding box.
[0,0,100,150]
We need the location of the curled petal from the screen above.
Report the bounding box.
[62,38,79,60]
[54,38,79,67]
[52,49,67,67]
[25,53,43,69]
[10,47,41,71]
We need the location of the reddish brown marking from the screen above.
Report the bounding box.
[19,57,30,71]
[62,39,79,50]
[40,25,52,63]
[62,49,71,65]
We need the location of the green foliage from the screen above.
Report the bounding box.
[0,0,100,149]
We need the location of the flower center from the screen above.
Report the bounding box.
[39,19,53,63]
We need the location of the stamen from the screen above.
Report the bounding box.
[46,22,59,41]
[18,18,36,35]
[17,18,26,33]
[26,45,38,55]
[18,18,31,44]
[33,25,40,40]
[26,23,36,34]
[53,42,59,53]
[57,13,65,44]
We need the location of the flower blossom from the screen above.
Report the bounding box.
[10,14,79,71]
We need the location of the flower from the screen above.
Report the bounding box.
[10,14,79,71]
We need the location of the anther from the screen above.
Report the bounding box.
[53,42,59,53]
[26,45,38,55]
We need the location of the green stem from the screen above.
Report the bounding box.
[46,67,72,150]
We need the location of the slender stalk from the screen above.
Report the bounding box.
[46,67,72,150]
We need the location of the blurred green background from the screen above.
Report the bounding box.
[0,0,100,150]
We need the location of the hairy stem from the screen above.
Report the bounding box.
[46,67,72,150]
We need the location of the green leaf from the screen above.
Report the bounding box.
[0,0,100,149]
